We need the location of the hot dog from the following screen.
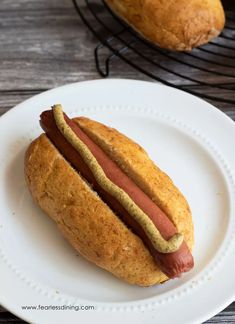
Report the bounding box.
[40,108,193,278]
[25,105,194,286]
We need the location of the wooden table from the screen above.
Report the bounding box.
[0,1,234,323]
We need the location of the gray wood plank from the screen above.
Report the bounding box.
[0,0,234,95]
[205,302,235,323]
[0,0,98,90]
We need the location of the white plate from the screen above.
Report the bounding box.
[0,79,235,324]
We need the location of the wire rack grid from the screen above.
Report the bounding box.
[72,0,235,105]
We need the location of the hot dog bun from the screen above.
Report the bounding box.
[25,118,194,286]
[105,0,225,51]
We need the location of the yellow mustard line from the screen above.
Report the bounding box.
[52,104,183,253]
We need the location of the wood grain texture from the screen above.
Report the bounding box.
[0,0,234,323]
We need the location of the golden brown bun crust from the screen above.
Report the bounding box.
[25,119,194,286]
[105,0,225,51]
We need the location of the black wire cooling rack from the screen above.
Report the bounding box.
[72,0,235,104]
